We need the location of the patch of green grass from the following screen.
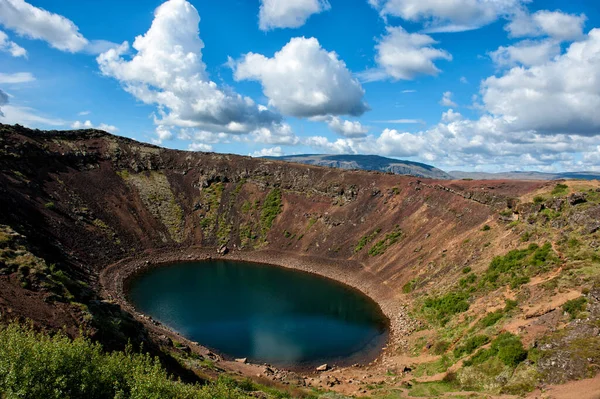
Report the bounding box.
[44,201,55,209]
[414,355,452,377]
[463,333,526,368]
[482,225,491,231]
[402,278,419,294]
[533,196,545,204]
[478,310,504,328]
[368,225,403,256]
[551,183,569,196]
[540,208,561,220]
[354,229,381,253]
[462,266,472,274]
[408,381,457,397]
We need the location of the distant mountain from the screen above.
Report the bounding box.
[267,154,451,179]
[449,171,600,181]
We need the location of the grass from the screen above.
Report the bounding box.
[423,291,470,325]
[463,333,527,368]
[454,335,489,358]
[260,188,282,234]
[44,201,55,209]
[354,229,381,253]
[408,381,457,397]
[551,183,569,196]
[368,225,403,256]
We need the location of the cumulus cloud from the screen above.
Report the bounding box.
[152,125,173,144]
[188,142,213,152]
[326,116,368,138]
[481,28,600,136]
[1,104,65,127]
[361,26,451,81]
[250,147,284,157]
[71,120,118,133]
[0,0,88,52]
[440,91,457,107]
[0,29,26,57]
[97,0,295,144]
[489,39,561,68]
[232,37,368,118]
[258,0,330,31]
[0,72,35,84]
[506,10,587,41]
[369,0,526,32]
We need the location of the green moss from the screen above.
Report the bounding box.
[44,201,55,209]
[260,188,282,234]
[368,225,403,256]
[354,228,381,253]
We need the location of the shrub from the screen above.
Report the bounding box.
[482,225,491,231]
[402,278,418,294]
[423,291,470,324]
[454,335,490,358]
[533,196,545,204]
[479,310,503,328]
[462,266,472,274]
[433,340,450,355]
[562,297,587,319]
[0,323,256,399]
[493,333,527,367]
[44,201,55,209]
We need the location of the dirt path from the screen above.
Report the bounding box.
[528,374,600,399]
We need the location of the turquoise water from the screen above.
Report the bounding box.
[127,260,388,367]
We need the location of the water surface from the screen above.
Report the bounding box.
[128,260,388,367]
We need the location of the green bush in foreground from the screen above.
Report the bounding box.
[562,296,587,320]
[0,323,254,399]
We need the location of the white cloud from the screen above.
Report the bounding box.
[481,28,600,136]
[373,119,423,124]
[460,76,469,84]
[0,29,26,57]
[370,0,526,33]
[441,109,462,123]
[0,72,35,84]
[232,36,368,118]
[0,0,88,52]
[78,110,91,116]
[188,142,213,152]
[152,125,173,144]
[71,120,118,133]
[362,26,451,81]
[1,104,66,127]
[326,116,368,138]
[402,89,416,93]
[440,91,457,107]
[250,147,284,157]
[0,89,8,117]
[258,0,330,31]
[506,10,587,41]
[97,0,294,144]
[489,39,560,68]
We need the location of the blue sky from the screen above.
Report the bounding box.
[1,0,599,172]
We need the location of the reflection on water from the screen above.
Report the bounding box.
[128,260,388,367]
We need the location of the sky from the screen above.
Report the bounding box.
[0,0,599,173]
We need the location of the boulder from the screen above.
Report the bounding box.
[316,364,328,371]
[568,193,587,206]
[217,245,228,255]
[235,358,247,364]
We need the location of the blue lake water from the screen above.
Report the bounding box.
[127,260,388,367]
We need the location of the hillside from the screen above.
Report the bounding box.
[1,123,599,398]
[268,154,451,179]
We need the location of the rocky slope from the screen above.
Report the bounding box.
[268,154,451,179]
[1,123,599,398]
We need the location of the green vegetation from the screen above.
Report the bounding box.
[482,243,558,290]
[0,323,301,399]
[354,229,380,253]
[482,224,491,231]
[260,188,282,234]
[478,310,504,328]
[44,201,55,209]
[368,225,403,256]
[413,355,452,377]
[462,266,472,274]
[402,278,418,294]
[423,291,470,325]
[533,196,545,204]
[562,296,587,319]
[454,335,489,358]
[551,183,569,196]
[463,333,527,368]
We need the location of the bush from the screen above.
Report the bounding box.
[402,278,418,294]
[423,291,470,324]
[0,323,264,399]
[462,266,472,274]
[479,310,503,328]
[454,335,490,358]
[368,225,403,256]
[493,333,527,367]
[433,340,450,355]
[562,297,587,319]
[533,196,545,204]
[44,201,55,209]
[482,225,491,231]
